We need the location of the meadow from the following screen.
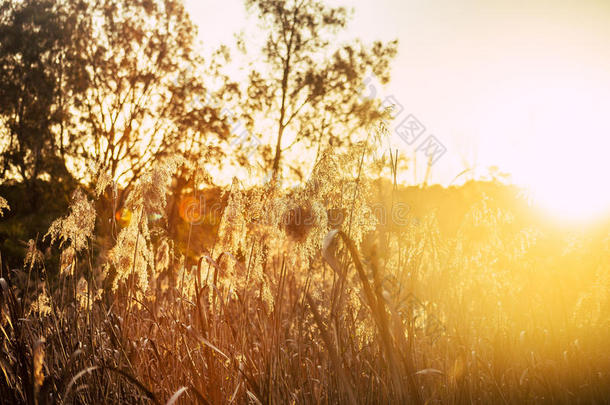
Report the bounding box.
[1,0,610,403]
[1,147,609,404]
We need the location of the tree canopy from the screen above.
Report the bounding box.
[242,0,397,180]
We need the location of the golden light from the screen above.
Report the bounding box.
[178,195,203,224]
[518,81,610,224]
[473,67,610,224]
[528,168,610,224]
[115,208,132,225]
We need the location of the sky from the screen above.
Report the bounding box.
[185,0,610,222]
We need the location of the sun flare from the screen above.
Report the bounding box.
[520,95,610,223]
[2,0,610,403]
[474,70,610,224]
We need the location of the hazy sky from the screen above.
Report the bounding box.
[185,0,610,220]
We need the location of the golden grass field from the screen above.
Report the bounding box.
[1,149,609,404]
[1,0,610,403]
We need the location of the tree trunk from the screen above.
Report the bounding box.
[271,124,284,178]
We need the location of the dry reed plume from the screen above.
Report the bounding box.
[0,148,609,404]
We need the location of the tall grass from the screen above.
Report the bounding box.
[1,148,609,404]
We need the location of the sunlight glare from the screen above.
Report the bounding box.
[516,80,610,223]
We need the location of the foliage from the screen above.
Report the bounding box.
[0,1,609,404]
[242,0,398,179]
[0,0,85,206]
[67,0,226,192]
